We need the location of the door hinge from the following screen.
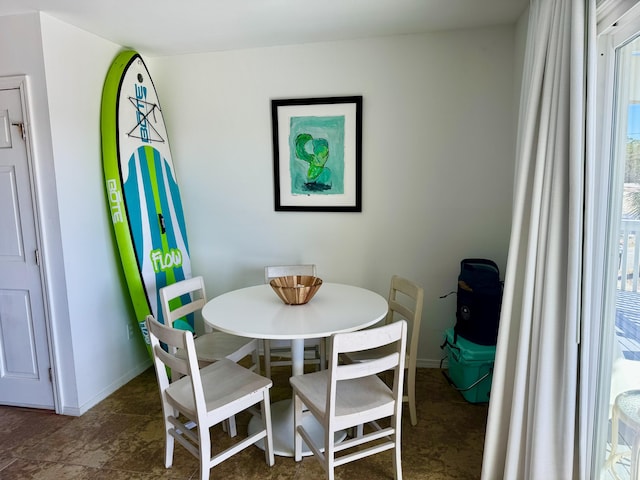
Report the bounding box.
[35,249,40,266]
[11,122,25,140]
[48,368,52,382]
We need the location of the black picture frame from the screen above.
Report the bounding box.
[271,96,362,212]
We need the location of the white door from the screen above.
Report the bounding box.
[591,5,640,478]
[0,83,54,409]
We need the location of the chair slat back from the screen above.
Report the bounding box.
[333,322,404,353]
[167,298,206,322]
[333,352,400,381]
[386,275,424,360]
[386,275,423,324]
[159,276,207,329]
[146,315,204,402]
[328,320,407,410]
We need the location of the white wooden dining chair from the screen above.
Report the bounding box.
[159,276,259,371]
[290,320,407,480]
[263,264,325,378]
[146,315,275,480]
[160,276,260,437]
[341,275,424,426]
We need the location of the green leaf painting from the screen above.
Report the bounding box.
[289,115,345,195]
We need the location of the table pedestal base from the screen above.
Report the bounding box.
[248,399,346,457]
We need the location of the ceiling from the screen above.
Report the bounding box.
[0,0,528,56]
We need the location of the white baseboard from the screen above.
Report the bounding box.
[417,357,448,369]
[60,359,152,416]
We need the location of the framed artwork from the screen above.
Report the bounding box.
[271,96,362,212]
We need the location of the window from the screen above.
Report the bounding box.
[591,4,640,477]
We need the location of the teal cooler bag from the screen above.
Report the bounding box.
[441,327,495,403]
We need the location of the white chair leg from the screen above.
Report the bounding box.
[164,408,176,468]
[633,439,640,480]
[262,391,275,466]
[393,414,403,480]
[221,416,238,437]
[228,416,237,438]
[164,427,174,468]
[326,428,335,480]
[319,338,326,370]
[251,346,259,372]
[293,394,303,462]
[264,339,272,378]
[199,424,212,480]
[408,367,417,426]
[607,406,621,472]
[393,435,403,480]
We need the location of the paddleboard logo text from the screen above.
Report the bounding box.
[150,248,183,273]
[106,179,124,223]
[134,84,150,143]
[126,71,164,144]
[138,320,151,345]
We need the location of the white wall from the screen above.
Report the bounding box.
[0,13,154,414]
[38,14,151,414]
[151,26,516,365]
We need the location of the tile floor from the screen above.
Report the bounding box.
[0,366,488,479]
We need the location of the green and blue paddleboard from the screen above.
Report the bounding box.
[101,50,193,355]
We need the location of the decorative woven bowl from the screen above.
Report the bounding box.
[269,275,323,305]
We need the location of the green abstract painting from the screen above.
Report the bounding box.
[288,115,345,195]
[271,96,361,211]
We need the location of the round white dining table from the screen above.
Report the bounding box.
[201,282,388,457]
